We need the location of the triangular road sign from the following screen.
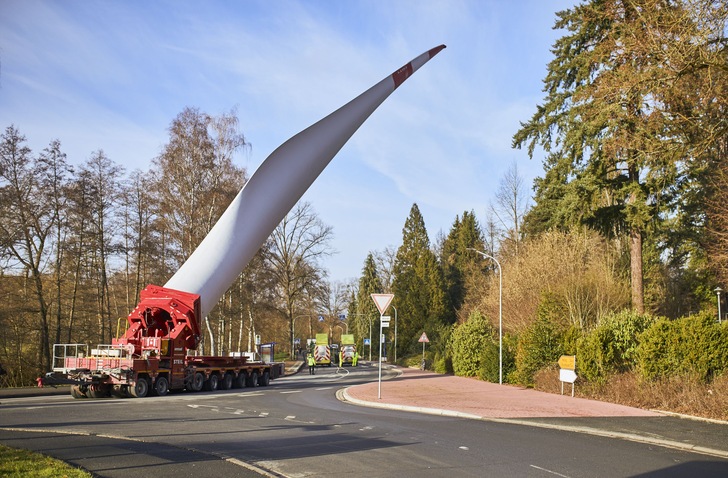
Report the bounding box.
[370,293,394,315]
[418,332,429,343]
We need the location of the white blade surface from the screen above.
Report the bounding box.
[165,45,446,317]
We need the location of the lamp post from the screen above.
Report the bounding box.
[392,306,398,364]
[468,248,503,384]
[715,287,723,324]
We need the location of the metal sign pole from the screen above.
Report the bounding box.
[378,314,383,399]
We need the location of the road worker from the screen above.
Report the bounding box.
[307,353,316,375]
[352,351,359,367]
[339,350,343,367]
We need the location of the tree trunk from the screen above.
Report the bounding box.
[630,227,644,314]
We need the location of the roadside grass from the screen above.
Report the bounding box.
[533,368,728,421]
[0,445,92,477]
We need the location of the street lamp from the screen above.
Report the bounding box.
[715,287,723,324]
[468,248,503,385]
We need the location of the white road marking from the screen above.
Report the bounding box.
[530,465,572,477]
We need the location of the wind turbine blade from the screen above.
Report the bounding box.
[165,45,446,317]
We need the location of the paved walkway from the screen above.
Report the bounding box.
[342,364,728,459]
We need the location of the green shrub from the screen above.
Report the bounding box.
[513,314,564,386]
[449,311,493,377]
[577,310,655,384]
[479,333,517,383]
[637,312,728,382]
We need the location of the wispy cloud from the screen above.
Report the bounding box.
[0,0,574,281]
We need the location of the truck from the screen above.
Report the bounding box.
[339,334,357,366]
[47,285,283,398]
[313,333,331,366]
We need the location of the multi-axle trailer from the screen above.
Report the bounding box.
[47,285,282,398]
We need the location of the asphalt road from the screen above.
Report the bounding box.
[2,365,727,477]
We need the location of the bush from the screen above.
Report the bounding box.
[637,312,728,382]
[479,333,516,383]
[449,311,493,377]
[577,310,655,384]
[513,313,565,386]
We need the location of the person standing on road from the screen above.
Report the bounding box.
[307,353,316,375]
[352,351,359,367]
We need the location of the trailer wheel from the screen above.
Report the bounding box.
[220,372,233,390]
[233,372,246,389]
[153,376,169,397]
[129,378,150,398]
[187,372,204,392]
[70,385,87,399]
[203,373,219,391]
[258,371,270,387]
[111,385,129,398]
[88,384,109,399]
[246,371,258,387]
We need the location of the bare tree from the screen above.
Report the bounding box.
[38,140,73,346]
[265,202,334,357]
[78,150,124,344]
[373,245,397,292]
[0,126,54,372]
[153,107,248,267]
[491,162,530,255]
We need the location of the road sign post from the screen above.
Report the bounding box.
[418,332,429,369]
[558,355,577,397]
[371,294,394,399]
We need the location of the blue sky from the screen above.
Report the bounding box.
[0,0,575,284]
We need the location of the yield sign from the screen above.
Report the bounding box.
[418,332,429,343]
[370,293,394,315]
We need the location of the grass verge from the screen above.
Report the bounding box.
[0,444,92,477]
[534,367,728,421]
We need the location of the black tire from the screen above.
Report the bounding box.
[70,385,87,399]
[246,371,258,387]
[190,372,204,392]
[203,374,219,391]
[258,370,270,387]
[233,372,246,389]
[87,384,109,399]
[129,377,150,398]
[153,376,169,396]
[220,373,233,390]
[111,384,128,398]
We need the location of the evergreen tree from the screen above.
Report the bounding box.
[513,0,726,313]
[440,211,486,320]
[392,204,447,357]
[353,253,383,356]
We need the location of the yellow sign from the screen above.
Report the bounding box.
[558,355,576,370]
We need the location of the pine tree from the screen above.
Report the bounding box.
[513,0,727,313]
[392,204,448,357]
[353,253,383,354]
[440,211,486,320]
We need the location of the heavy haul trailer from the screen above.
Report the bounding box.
[49,285,282,399]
